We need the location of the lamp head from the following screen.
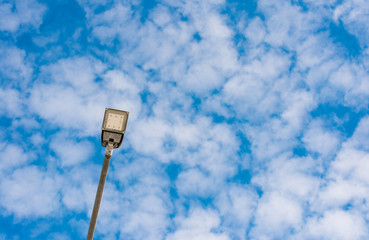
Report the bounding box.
[101,108,129,148]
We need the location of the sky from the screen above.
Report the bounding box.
[0,0,369,239]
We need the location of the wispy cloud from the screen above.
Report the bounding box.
[0,0,46,33]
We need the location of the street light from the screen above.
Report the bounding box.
[101,108,129,148]
[87,108,129,240]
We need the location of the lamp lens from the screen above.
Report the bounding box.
[106,113,124,131]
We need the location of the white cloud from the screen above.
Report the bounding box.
[30,133,45,146]
[62,186,88,212]
[331,145,369,184]
[41,57,106,93]
[215,185,258,239]
[29,57,107,135]
[253,155,320,199]
[33,32,60,47]
[87,0,239,95]
[260,0,323,50]
[281,90,316,129]
[130,110,238,179]
[103,69,141,97]
[221,48,303,124]
[29,83,106,136]
[250,191,303,239]
[346,116,369,151]
[302,119,340,156]
[59,166,97,215]
[0,42,32,87]
[245,17,266,46]
[302,0,338,8]
[47,233,71,240]
[333,0,369,47]
[0,0,46,32]
[176,168,219,197]
[0,166,60,218]
[50,134,94,167]
[304,210,368,240]
[29,56,142,136]
[328,61,369,107]
[88,3,138,45]
[295,33,338,73]
[329,62,357,89]
[129,116,173,161]
[167,208,230,240]
[309,116,369,229]
[0,88,23,117]
[316,178,367,211]
[0,143,30,171]
[11,117,41,130]
[327,116,369,185]
[178,16,238,94]
[114,159,171,240]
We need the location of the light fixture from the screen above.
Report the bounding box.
[87,107,129,240]
[101,108,129,148]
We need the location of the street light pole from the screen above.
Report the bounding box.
[86,142,113,240]
[86,108,129,240]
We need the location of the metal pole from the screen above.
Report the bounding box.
[87,142,114,240]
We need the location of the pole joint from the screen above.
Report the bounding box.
[105,141,114,157]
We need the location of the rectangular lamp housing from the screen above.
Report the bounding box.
[101,108,129,148]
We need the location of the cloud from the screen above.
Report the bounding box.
[0,166,60,218]
[244,17,266,46]
[28,57,108,136]
[329,61,369,108]
[260,0,323,49]
[253,155,320,199]
[329,116,369,184]
[47,233,71,240]
[305,116,369,237]
[50,134,94,167]
[86,0,239,95]
[111,158,172,240]
[222,49,293,120]
[333,0,369,48]
[304,210,368,240]
[317,178,367,211]
[167,208,230,240]
[176,168,218,197]
[29,83,106,136]
[0,88,23,117]
[0,0,46,32]
[130,112,238,179]
[302,119,340,156]
[0,143,30,172]
[215,185,258,239]
[28,56,143,136]
[32,32,60,47]
[250,191,303,239]
[0,42,32,88]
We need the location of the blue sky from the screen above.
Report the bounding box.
[1,0,369,239]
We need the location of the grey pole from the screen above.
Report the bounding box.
[87,142,114,240]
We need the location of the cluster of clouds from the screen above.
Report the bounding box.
[0,0,369,239]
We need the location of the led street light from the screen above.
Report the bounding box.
[88,108,129,240]
[101,108,129,148]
